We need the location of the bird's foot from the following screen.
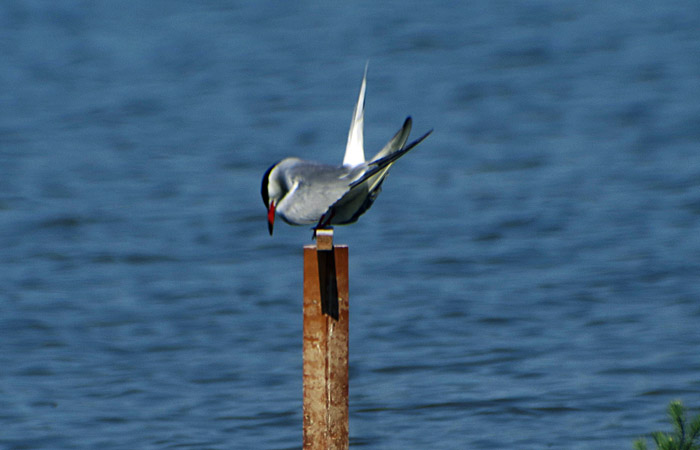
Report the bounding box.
[312,225,334,240]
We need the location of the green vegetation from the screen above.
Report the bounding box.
[634,401,700,450]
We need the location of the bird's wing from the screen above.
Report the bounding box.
[314,126,432,230]
[361,116,413,193]
[349,127,433,189]
[281,163,354,224]
[342,63,368,167]
[370,116,413,162]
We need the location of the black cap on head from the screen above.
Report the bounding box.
[261,163,276,207]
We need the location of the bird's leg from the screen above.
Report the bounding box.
[312,210,335,239]
[312,225,333,240]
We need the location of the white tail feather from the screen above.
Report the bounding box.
[342,63,368,167]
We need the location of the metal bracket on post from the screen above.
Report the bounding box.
[316,229,334,251]
[303,229,349,449]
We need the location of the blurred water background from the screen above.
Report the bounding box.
[2,1,700,449]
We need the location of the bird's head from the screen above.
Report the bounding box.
[261,162,282,235]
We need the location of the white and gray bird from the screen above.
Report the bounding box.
[261,66,432,236]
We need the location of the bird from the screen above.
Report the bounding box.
[261,65,432,237]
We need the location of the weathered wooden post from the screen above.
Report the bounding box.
[303,229,349,449]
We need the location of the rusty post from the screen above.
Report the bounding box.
[303,229,349,450]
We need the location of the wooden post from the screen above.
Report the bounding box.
[303,229,349,450]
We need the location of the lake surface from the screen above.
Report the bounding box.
[2,1,700,449]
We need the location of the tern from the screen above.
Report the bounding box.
[261,66,432,237]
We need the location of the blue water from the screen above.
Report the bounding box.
[2,1,700,449]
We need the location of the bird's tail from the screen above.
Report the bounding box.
[342,63,369,167]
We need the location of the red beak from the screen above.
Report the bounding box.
[267,202,275,235]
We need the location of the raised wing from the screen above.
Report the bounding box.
[370,116,413,162]
[349,127,433,189]
[314,124,433,232]
[361,116,413,193]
